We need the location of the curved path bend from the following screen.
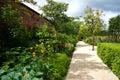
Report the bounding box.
[65,41,119,80]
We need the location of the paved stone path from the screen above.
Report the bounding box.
[65,41,119,80]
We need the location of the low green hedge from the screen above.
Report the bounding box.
[50,53,70,80]
[97,43,120,78]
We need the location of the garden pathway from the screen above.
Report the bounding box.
[65,41,119,80]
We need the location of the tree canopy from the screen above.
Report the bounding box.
[83,7,105,50]
[109,15,120,41]
[41,0,69,26]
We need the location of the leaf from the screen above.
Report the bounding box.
[0,70,5,75]
[35,72,43,76]
[1,75,11,80]
[25,65,31,69]
[7,72,15,78]
[32,77,41,80]
[29,70,35,76]
[39,78,44,80]
[14,72,22,79]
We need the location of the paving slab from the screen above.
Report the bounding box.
[65,41,119,80]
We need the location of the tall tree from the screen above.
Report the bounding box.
[109,15,120,41]
[41,0,69,28]
[83,7,105,50]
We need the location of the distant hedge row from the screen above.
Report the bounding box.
[97,43,120,78]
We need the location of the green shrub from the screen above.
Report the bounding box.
[84,37,93,45]
[50,53,70,80]
[0,5,32,47]
[0,42,53,80]
[84,36,110,45]
[56,33,75,55]
[0,31,71,80]
[35,25,57,52]
[97,43,120,78]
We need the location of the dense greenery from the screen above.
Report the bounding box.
[109,15,120,42]
[41,0,68,27]
[0,1,80,79]
[0,5,32,47]
[50,53,70,80]
[82,7,105,50]
[97,43,120,78]
[83,36,109,46]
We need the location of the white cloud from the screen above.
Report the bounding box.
[24,0,120,27]
[66,0,86,16]
[102,11,119,28]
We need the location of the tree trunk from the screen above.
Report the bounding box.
[92,35,95,51]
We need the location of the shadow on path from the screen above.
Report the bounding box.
[65,41,119,80]
[66,54,109,80]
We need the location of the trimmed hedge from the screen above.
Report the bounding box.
[97,43,120,78]
[50,53,70,80]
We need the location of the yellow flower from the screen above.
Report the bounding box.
[41,42,44,45]
[36,44,39,47]
[32,52,36,55]
[40,49,45,53]
[29,47,33,50]
[47,45,50,48]
[24,73,28,78]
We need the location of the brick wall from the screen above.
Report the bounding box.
[0,0,50,29]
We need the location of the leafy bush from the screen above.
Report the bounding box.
[56,33,75,55]
[97,43,120,78]
[0,5,32,47]
[0,24,71,80]
[50,53,70,80]
[58,21,80,36]
[35,25,57,51]
[0,44,70,80]
[83,37,93,45]
[0,42,53,80]
[84,36,110,45]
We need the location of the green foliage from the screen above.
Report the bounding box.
[35,25,57,53]
[79,24,91,39]
[0,1,80,80]
[109,15,120,41]
[0,43,71,80]
[83,36,110,45]
[84,37,93,45]
[41,0,68,24]
[84,7,105,35]
[0,43,53,80]
[13,0,37,5]
[56,33,75,55]
[0,24,72,80]
[50,53,70,80]
[58,21,80,36]
[35,25,57,44]
[0,5,32,47]
[1,5,20,24]
[97,43,120,78]
[97,30,109,36]
[83,7,106,50]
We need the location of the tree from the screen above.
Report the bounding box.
[109,15,120,41]
[79,24,91,39]
[83,7,105,50]
[41,0,69,29]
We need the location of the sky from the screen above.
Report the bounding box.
[25,0,120,27]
